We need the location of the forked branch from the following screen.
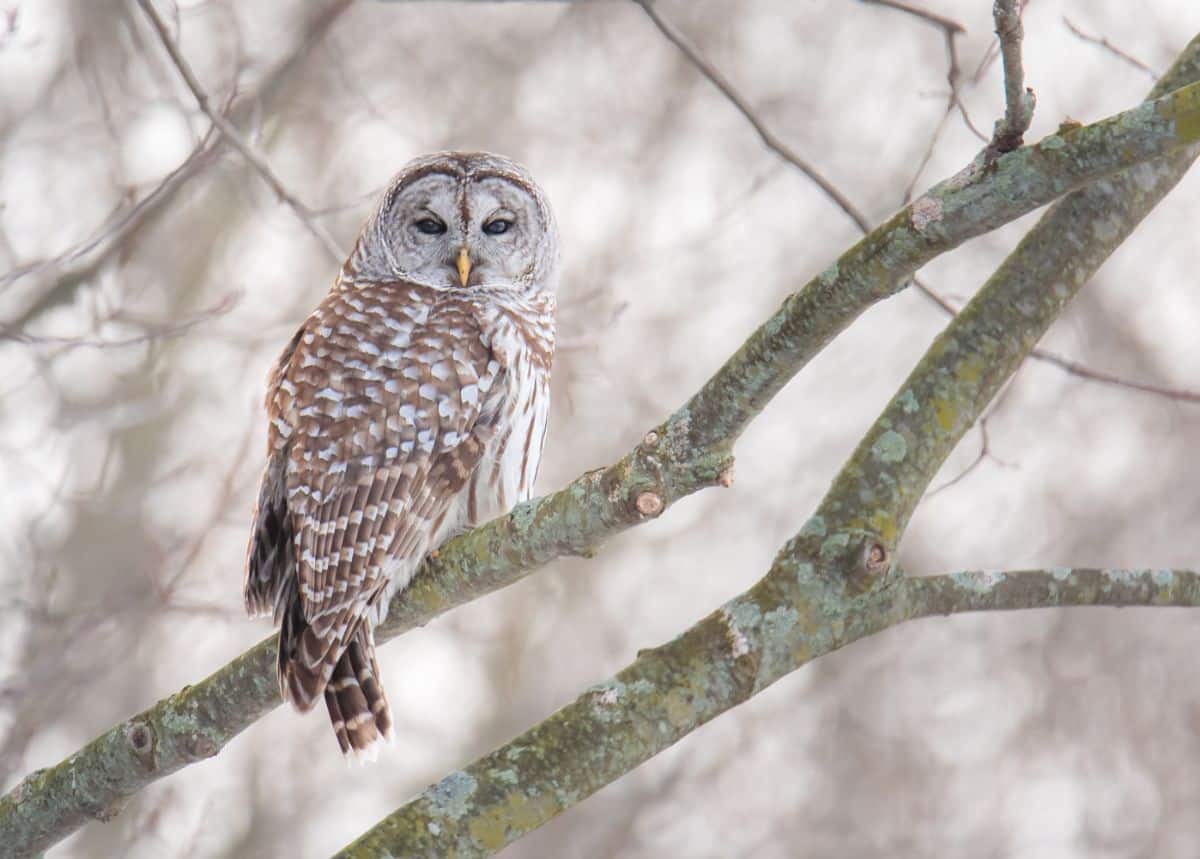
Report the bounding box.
[334,36,1200,858]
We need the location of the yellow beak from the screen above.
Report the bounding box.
[456,246,472,287]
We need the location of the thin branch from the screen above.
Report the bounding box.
[1026,347,1200,404]
[989,0,1035,153]
[0,292,239,350]
[634,0,872,233]
[859,0,991,199]
[335,38,1200,853]
[860,0,989,195]
[134,0,344,264]
[905,568,1200,614]
[860,0,964,36]
[6,51,1200,857]
[927,409,1009,496]
[1064,16,1160,81]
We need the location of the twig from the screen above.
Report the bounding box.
[927,397,1017,497]
[3,0,352,333]
[989,0,1035,153]
[1063,16,1160,81]
[1028,348,1200,404]
[0,293,240,350]
[634,0,872,233]
[134,0,344,264]
[859,1,988,200]
[860,0,964,35]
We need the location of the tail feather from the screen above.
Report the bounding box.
[325,632,393,757]
[278,599,326,711]
[279,596,392,757]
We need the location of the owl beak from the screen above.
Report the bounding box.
[456,246,472,287]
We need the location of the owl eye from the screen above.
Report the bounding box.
[414,217,447,235]
[482,218,513,236]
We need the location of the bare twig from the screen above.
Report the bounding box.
[134,0,344,264]
[0,292,240,350]
[990,0,1035,153]
[634,0,872,233]
[1063,16,1160,81]
[860,0,988,200]
[1028,348,1200,403]
[927,392,1017,497]
[860,0,964,35]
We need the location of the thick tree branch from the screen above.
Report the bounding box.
[333,37,1200,857]
[4,38,1200,859]
[134,0,345,264]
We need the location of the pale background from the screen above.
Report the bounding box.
[2,1,1199,856]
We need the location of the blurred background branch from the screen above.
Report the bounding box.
[134,0,345,264]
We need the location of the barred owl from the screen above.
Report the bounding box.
[243,152,558,757]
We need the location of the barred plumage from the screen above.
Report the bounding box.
[245,152,558,757]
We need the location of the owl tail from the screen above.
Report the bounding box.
[324,632,393,758]
[279,602,393,758]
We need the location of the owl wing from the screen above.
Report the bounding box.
[248,286,506,708]
[244,326,305,621]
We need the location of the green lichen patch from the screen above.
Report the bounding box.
[871,430,908,464]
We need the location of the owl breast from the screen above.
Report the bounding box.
[447,290,555,538]
[374,287,555,610]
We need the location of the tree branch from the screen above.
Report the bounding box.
[332,36,1200,857]
[989,0,1036,153]
[904,568,1200,615]
[1064,16,1160,82]
[4,35,1200,858]
[134,0,345,264]
[859,0,965,37]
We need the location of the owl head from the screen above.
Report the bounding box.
[345,151,559,294]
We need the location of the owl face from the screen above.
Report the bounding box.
[348,152,559,293]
